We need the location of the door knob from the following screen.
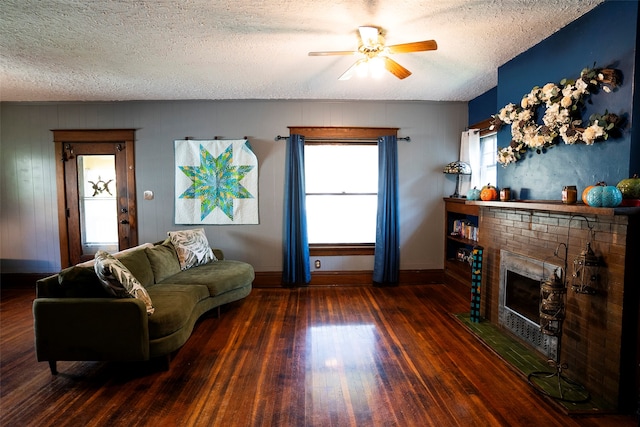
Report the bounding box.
[120,219,129,224]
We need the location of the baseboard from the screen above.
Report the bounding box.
[253,269,444,288]
[2,270,446,290]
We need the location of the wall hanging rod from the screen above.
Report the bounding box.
[275,135,410,142]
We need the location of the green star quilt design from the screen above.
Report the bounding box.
[175,139,258,224]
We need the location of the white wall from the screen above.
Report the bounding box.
[0,99,467,274]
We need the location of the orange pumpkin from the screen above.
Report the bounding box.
[582,186,594,204]
[480,183,498,201]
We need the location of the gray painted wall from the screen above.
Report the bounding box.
[0,100,467,274]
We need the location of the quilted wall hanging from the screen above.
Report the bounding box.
[174,139,258,225]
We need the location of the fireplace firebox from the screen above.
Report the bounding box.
[498,250,561,360]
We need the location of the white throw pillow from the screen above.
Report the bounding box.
[168,228,216,270]
[94,250,155,315]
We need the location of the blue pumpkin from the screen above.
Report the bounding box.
[586,184,623,207]
[467,187,481,200]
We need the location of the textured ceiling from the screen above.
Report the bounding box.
[0,0,604,102]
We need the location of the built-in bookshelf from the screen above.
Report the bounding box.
[443,198,479,288]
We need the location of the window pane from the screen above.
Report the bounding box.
[78,155,118,256]
[306,195,377,243]
[480,134,497,186]
[305,145,378,193]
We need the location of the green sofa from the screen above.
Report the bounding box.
[33,240,254,374]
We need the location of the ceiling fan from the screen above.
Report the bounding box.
[308,26,437,80]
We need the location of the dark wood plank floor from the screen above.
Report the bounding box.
[1,284,637,426]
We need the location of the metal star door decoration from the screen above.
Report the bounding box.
[174,139,258,225]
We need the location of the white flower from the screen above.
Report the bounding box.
[517,108,533,122]
[498,103,517,123]
[497,146,518,166]
[560,96,573,108]
[575,78,589,94]
[540,83,559,103]
[559,125,580,145]
[582,123,605,145]
[543,104,559,127]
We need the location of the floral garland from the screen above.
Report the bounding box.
[491,67,622,166]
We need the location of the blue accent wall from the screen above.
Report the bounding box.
[471,0,639,200]
[468,87,496,126]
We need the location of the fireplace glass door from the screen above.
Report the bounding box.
[505,270,540,324]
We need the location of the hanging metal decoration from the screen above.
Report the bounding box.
[539,268,566,336]
[88,176,113,197]
[571,241,601,294]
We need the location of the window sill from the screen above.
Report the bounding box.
[309,244,375,256]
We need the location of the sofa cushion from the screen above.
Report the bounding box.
[117,247,155,288]
[168,228,216,270]
[158,260,254,297]
[94,250,155,315]
[145,241,181,283]
[146,284,210,339]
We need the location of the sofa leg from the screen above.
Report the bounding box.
[216,306,221,318]
[48,360,58,375]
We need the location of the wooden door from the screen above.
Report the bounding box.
[54,130,138,267]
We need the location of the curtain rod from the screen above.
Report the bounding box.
[464,127,492,133]
[184,136,249,140]
[274,135,410,142]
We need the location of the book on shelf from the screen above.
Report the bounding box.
[451,219,478,242]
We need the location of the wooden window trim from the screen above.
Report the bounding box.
[309,244,375,256]
[288,126,398,140]
[469,118,495,137]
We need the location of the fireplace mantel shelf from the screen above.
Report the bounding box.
[465,200,640,216]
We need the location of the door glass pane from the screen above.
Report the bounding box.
[78,155,118,256]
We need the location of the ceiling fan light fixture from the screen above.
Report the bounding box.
[356,60,369,78]
[369,56,386,79]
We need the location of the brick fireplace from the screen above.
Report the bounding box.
[469,201,639,411]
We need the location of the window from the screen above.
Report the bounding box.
[287,126,398,254]
[469,119,497,187]
[479,132,497,186]
[305,143,378,244]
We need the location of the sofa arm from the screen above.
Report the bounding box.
[33,298,150,369]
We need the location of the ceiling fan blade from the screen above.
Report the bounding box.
[308,50,356,56]
[338,59,365,81]
[383,57,412,79]
[387,40,437,54]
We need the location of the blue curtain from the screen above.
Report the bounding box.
[282,134,311,286]
[373,135,400,285]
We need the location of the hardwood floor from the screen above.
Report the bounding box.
[1,284,637,426]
